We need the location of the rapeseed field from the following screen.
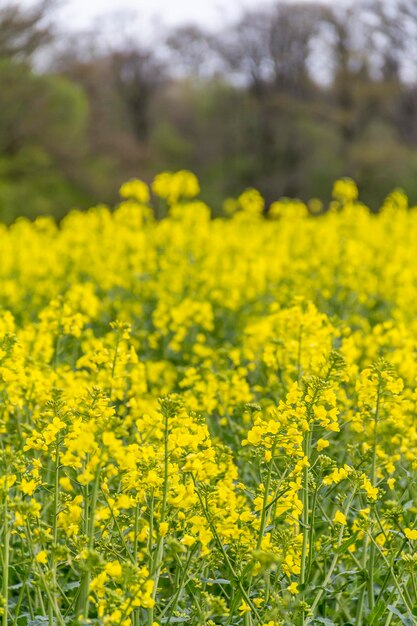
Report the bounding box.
[1,172,417,625]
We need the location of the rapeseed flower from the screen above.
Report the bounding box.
[0,170,416,625]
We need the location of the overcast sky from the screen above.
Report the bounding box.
[46,0,321,33]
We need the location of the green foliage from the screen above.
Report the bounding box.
[0,60,92,220]
[2,0,417,219]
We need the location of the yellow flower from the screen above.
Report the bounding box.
[362,475,378,501]
[20,478,38,496]
[404,528,417,540]
[239,601,251,615]
[333,511,347,525]
[35,550,48,565]
[119,179,150,204]
[316,438,329,452]
[238,188,264,215]
[332,177,358,202]
[59,476,73,492]
[105,561,123,578]
[287,582,299,595]
[2,169,417,624]
[152,170,200,204]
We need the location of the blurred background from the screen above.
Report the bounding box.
[1,0,417,220]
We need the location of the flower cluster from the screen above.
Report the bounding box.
[1,172,417,626]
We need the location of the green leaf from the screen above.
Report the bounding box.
[368,600,386,624]
[336,532,359,554]
[201,577,230,584]
[387,605,414,626]
[28,618,51,626]
[63,581,80,591]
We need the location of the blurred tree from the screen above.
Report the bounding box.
[110,45,165,142]
[2,0,417,219]
[0,58,93,220]
[165,25,221,78]
[0,0,55,60]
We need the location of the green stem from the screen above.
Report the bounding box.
[133,503,140,561]
[102,490,135,562]
[2,491,9,626]
[76,466,101,620]
[148,403,170,625]
[131,501,141,625]
[194,480,262,622]
[165,547,196,624]
[256,440,278,550]
[306,482,319,580]
[109,329,121,400]
[368,532,414,620]
[53,443,60,545]
[49,441,60,625]
[297,324,303,382]
[368,380,381,613]
[88,469,101,546]
[308,489,356,618]
[373,537,407,618]
[357,380,382,624]
[411,571,417,604]
[11,568,30,626]
[25,523,65,626]
[300,429,312,590]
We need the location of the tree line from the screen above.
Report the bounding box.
[1,0,417,220]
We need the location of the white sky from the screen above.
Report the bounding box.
[58,0,242,29]
[45,0,322,33]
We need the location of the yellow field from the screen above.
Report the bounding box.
[1,172,417,626]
